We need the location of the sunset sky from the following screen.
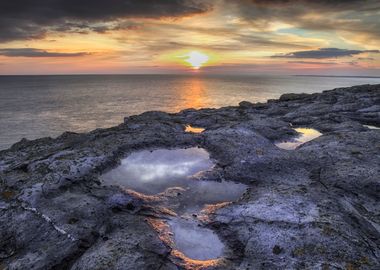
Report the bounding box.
[0,0,379,75]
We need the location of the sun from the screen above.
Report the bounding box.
[183,51,209,69]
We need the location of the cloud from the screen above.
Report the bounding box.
[246,0,364,8]
[0,48,89,57]
[287,61,338,65]
[230,0,380,42]
[235,1,379,17]
[0,0,210,42]
[357,57,375,61]
[272,48,380,59]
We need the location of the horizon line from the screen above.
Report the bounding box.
[0,73,379,78]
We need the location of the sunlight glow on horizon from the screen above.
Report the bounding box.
[183,51,210,70]
[0,1,379,75]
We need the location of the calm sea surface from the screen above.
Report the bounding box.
[1,74,379,150]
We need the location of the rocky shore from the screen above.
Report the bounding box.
[0,84,379,270]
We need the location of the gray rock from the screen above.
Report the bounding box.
[279,93,310,101]
[0,84,379,269]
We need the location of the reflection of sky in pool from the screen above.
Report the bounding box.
[101,147,248,262]
[101,148,213,194]
[173,179,247,215]
[276,128,322,150]
[364,125,380,130]
[168,218,224,260]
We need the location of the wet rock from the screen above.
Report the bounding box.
[0,84,379,269]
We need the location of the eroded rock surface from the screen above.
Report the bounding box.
[0,84,379,269]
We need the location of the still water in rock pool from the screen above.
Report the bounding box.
[185,125,205,133]
[101,148,213,195]
[275,128,322,150]
[101,147,248,261]
[168,219,224,260]
[364,124,380,130]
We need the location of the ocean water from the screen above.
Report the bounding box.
[0,74,379,150]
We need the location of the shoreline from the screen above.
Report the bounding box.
[0,84,379,269]
[2,83,380,152]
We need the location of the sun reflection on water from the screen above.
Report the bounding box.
[177,77,207,110]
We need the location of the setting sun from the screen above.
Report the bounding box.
[183,51,209,69]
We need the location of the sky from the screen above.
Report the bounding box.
[0,0,379,75]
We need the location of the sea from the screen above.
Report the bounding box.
[0,74,379,150]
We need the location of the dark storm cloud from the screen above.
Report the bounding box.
[0,0,210,42]
[272,48,380,59]
[0,48,89,57]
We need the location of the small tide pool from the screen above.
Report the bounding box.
[275,128,322,150]
[101,147,247,263]
[364,124,380,130]
[185,125,205,133]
